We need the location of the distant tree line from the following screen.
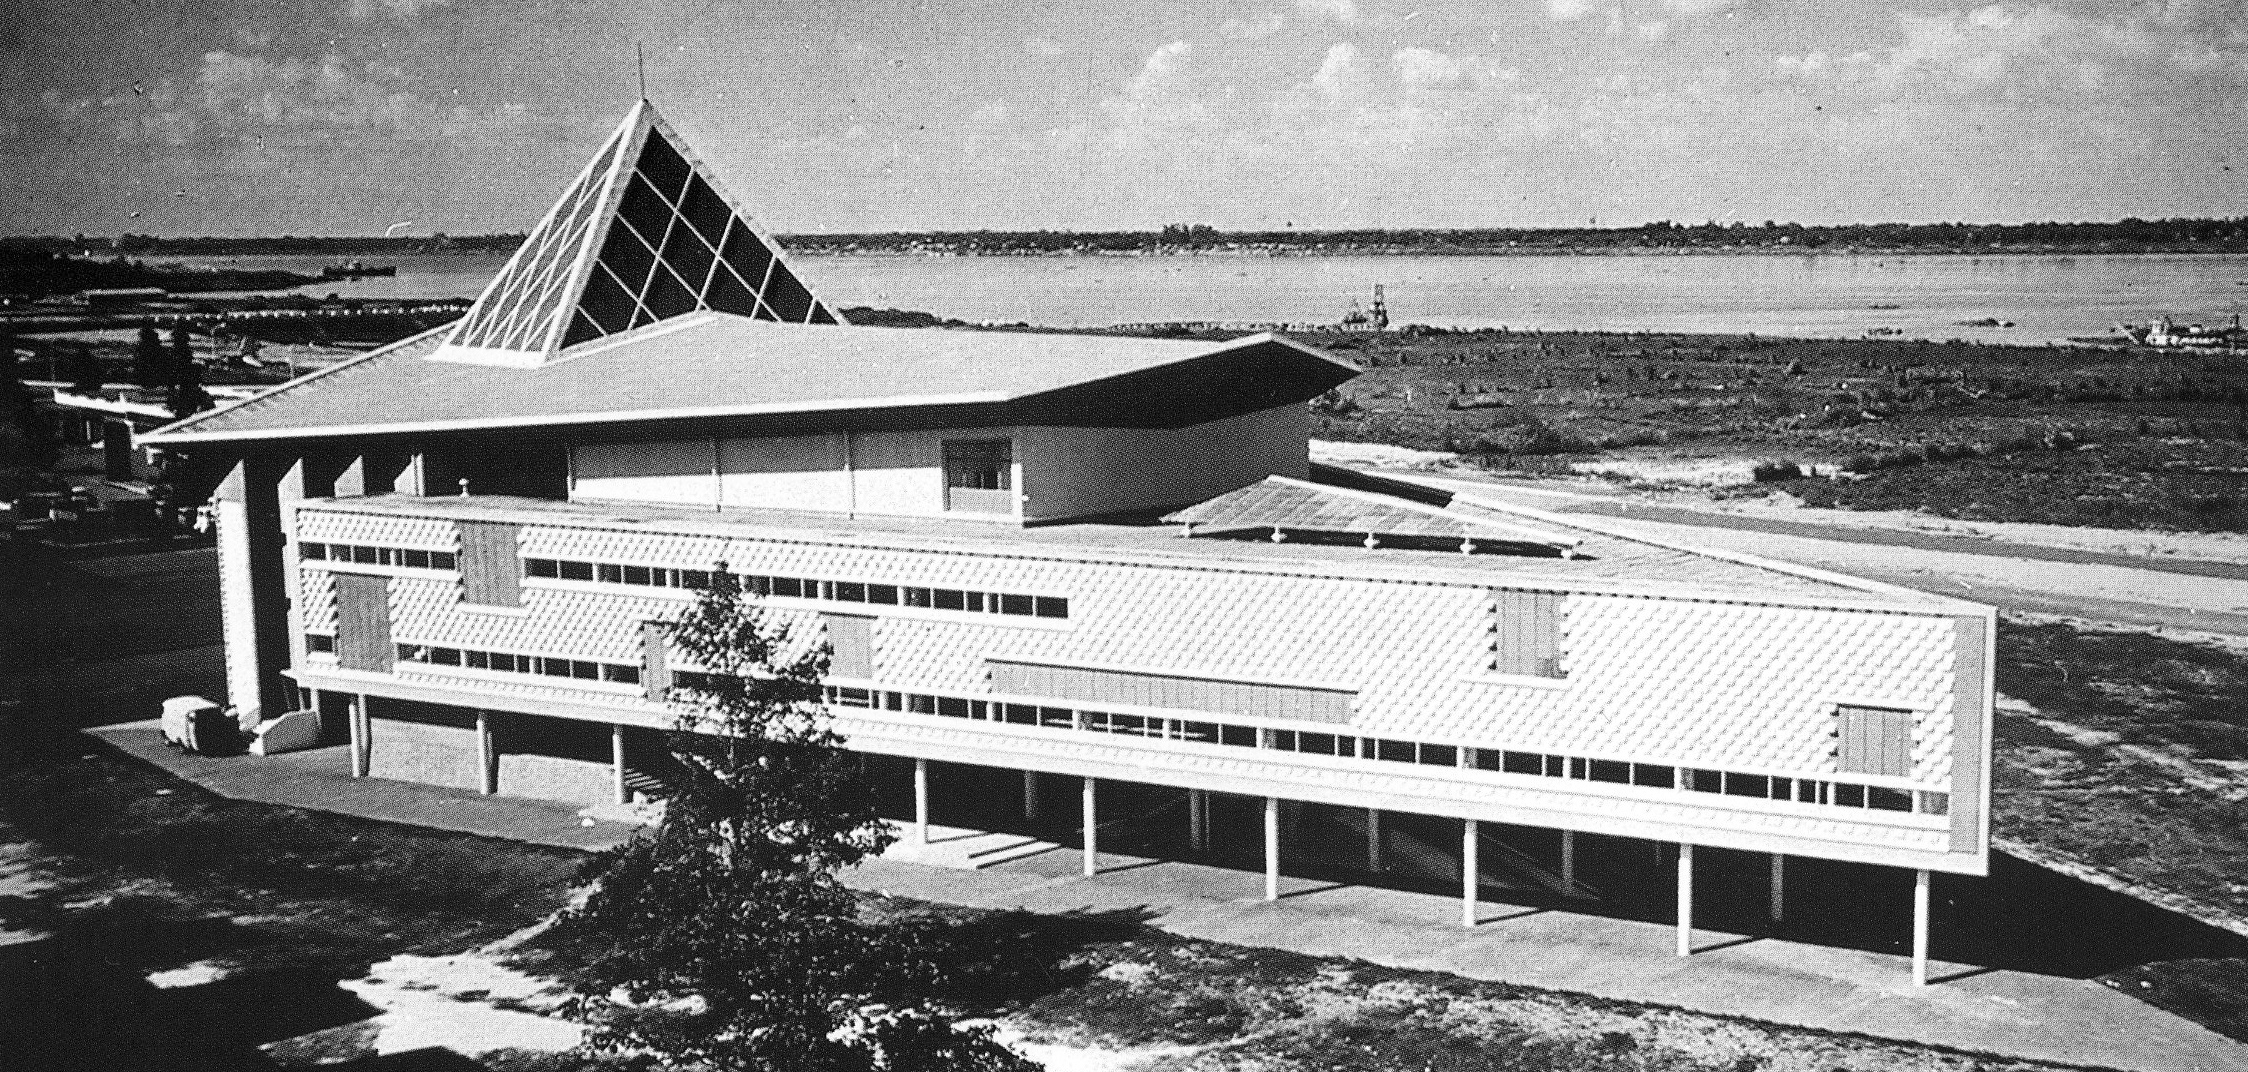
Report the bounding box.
[774,216,2248,255]
[7,233,529,257]
[0,247,316,298]
[12,216,2248,260]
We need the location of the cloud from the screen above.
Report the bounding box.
[1296,0,1359,25]
[1312,42,1366,96]
[1090,41,1208,134]
[346,0,448,19]
[63,48,554,162]
[1394,47,1463,88]
[1219,13,1288,39]
[1775,3,2248,105]
[1023,36,1067,57]
[1547,0,1611,20]
[1548,0,1738,23]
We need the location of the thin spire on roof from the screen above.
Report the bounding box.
[432,100,844,368]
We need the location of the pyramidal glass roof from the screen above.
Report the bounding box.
[435,100,843,366]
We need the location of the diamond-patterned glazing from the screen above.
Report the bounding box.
[441,102,843,362]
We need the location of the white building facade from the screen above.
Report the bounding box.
[148,101,1992,984]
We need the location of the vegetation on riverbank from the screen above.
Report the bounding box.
[0,247,317,298]
[1291,326,2248,531]
[26,214,2248,258]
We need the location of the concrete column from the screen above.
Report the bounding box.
[476,710,497,795]
[349,695,369,778]
[1675,842,1695,957]
[1561,830,1577,894]
[913,758,930,847]
[1462,819,1480,928]
[612,724,629,806]
[1264,795,1281,901]
[1188,789,1208,852]
[1913,869,1932,987]
[1366,808,1383,873]
[1023,770,1040,819]
[1769,854,1786,925]
[1081,776,1098,877]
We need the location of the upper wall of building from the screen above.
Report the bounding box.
[568,403,1310,524]
[280,494,1992,876]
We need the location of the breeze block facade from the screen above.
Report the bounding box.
[277,491,1989,875]
[145,100,1993,979]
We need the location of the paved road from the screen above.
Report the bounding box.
[1565,499,2248,582]
[1386,471,2248,637]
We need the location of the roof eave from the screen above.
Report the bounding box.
[135,389,1022,446]
[140,324,456,447]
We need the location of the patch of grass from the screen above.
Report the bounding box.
[0,744,584,941]
[1998,620,2248,761]
[2104,959,2248,1045]
[1314,326,2248,529]
[1991,619,2248,1040]
[1787,440,2248,532]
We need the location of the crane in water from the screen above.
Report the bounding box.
[1340,284,1389,331]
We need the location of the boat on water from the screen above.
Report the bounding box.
[320,260,399,280]
[2113,315,2243,349]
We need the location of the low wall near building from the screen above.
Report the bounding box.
[367,702,481,791]
[497,713,614,805]
[498,753,612,805]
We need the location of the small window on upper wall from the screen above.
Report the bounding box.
[943,438,1014,514]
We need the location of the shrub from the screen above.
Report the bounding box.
[1750,460,1803,483]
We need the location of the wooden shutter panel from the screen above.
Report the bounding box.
[458,521,521,606]
[824,614,873,679]
[640,621,671,701]
[1492,590,1565,678]
[334,572,394,672]
[1838,704,1913,778]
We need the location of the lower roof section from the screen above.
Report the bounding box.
[305,489,1969,609]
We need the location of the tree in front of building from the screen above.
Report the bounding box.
[559,570,1036,1072]
[165,341,211,418]
[0,326,22,403]
[1,327,60,471]
[133,324,165,387]
[65,344,104,395]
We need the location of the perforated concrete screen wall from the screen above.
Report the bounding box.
[288,499,1994,877]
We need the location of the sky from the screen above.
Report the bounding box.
[4,0,2245,235]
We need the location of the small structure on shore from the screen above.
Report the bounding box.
[1339,284,1390,331]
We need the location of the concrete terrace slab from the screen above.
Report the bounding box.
[86,721,644,852]
[86,722,2246,1072]
[843,849,2248,1072]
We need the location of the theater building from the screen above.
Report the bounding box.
[144,102,1993,984]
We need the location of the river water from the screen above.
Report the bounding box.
[175,250,2248,346]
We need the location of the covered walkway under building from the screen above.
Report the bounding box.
[85,721,2248,1072]
[861,756,1952,982]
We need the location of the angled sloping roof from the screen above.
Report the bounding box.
[1163,476,1582,552]
[434,100,841,367]
[140,99,1359,448]
[141,318,1358,444]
